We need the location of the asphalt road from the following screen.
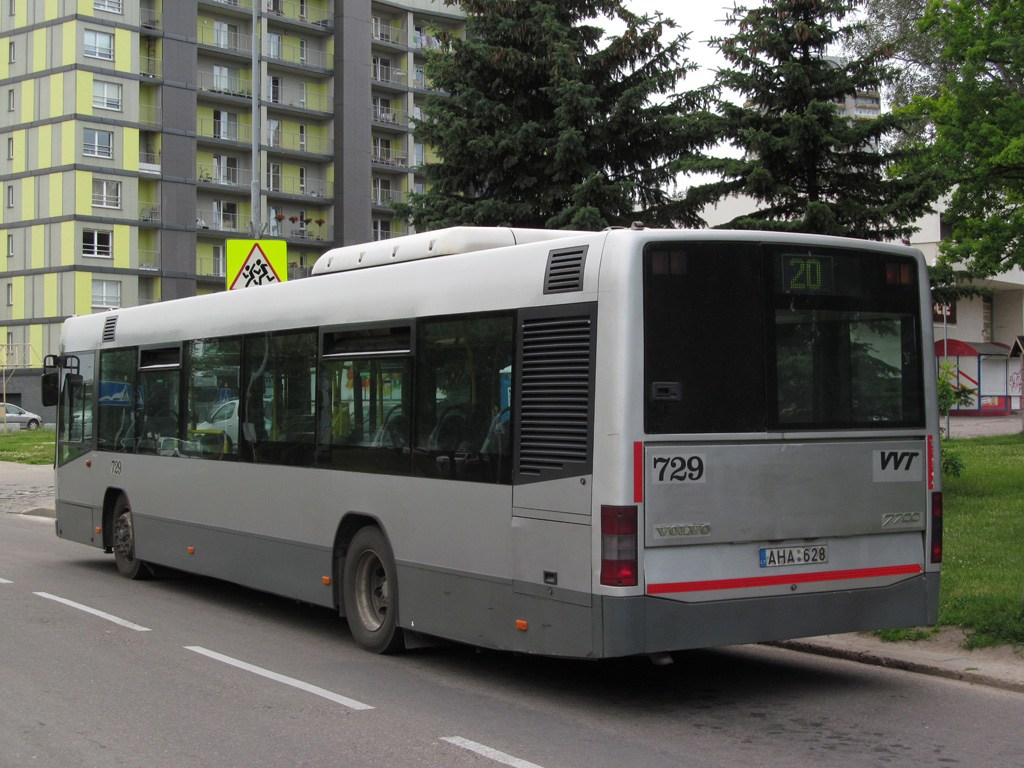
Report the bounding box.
[3,509,1023,768]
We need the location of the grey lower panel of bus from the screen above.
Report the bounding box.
[396,564,939,659]
[135,514,336,608]
[56,501,100,548]
[603,573,940,658]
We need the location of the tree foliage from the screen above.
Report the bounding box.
[393,0,711,231]
[900,0,1024,276]
[681,0,937,240]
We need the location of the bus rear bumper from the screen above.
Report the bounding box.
[601,572,940,658]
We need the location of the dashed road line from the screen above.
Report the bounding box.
[0,577,12,583]
[440,736,547,768]
[34,591,152,631]
[185,645,374,711]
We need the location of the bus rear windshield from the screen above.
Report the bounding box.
[644,241,926,434]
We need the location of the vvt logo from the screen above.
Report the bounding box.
[873,449,923,482]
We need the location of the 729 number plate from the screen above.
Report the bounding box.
[759,545,828,568]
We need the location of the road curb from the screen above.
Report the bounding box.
[773,639,1024,695]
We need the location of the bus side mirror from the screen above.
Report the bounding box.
[41,372,59,407]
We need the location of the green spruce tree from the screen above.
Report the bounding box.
[682,0,936,240]
[392,0,710,231]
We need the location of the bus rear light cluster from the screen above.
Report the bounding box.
[601,505,638,587]
[930,492,943,564]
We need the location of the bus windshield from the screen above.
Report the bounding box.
[644,241,925,434]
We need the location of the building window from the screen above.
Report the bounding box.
[92,80,122,111]
[83,128,114,158]
[94,0,123,12]
[212,244,225,277]
[298,124,306,152]
[6,283,13,306]
[298,167,306,194]
[267,33,281,59]
[299,40,307,65]
[83,229,113,258]
[213,110,238,140]
[84,30,115,60]
[7,89,13,111]
[372,219,391,241]
[92,178,121,208]
[92,279,121,310]
[7,137,12,160]
[6,233,13,257]
[6,185,13,208]
[267,162,280,191]
[8,41,14,64]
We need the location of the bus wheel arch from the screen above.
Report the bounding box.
[110,491,150,580]
[339,521,404,654]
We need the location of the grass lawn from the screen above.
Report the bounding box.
[938,433,1024,648]
[0,428,55,465]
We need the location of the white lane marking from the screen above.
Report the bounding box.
[34,592,152,632]
[0,577,12,583]
[440,737,547,768]
[185,646,374,711]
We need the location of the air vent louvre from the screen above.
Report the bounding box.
[102,315,118,343]
[517,312,594,478]
[543,246,587,294]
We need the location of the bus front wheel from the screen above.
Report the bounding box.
[112,494,150,580]
[343,526,404,654]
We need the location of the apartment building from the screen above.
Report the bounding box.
[0,0,463,416]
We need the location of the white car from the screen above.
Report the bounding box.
[1,402,42,429]
[196,399,239,445]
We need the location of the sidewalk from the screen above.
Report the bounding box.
[3,457,1022,692]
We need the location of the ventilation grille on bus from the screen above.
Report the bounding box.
[543,246,587,294]
[517,311,595,479]
[102,315,118,343]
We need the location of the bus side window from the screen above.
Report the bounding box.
[318,356,412,475]
[136,347,182,456]
[242,329,317,467]
[414,314,513,484]
[97,348,138,453]
[184,338,241,460]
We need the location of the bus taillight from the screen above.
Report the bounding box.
[930,492,943,564]
[601,505,638,587]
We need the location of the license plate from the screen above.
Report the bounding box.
[759,545,828,568]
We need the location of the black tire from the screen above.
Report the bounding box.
[342,526,404,654]
[112,494,150,580]
[26,419,40,430]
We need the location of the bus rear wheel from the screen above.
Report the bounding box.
[343,526,404,654]
[112,494,150,580]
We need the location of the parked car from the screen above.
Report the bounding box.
[0,402,42,429]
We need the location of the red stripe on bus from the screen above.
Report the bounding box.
[633,442,644,503]
[647,564,923,595]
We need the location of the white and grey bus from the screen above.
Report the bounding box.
[42,226,942,658]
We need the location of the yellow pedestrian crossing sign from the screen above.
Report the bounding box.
[227,240,288,290]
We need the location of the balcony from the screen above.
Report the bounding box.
[139,151,161,174]
[266,172,331,198]
[139,202,161,223]
[372,22,403,45]
[265,0,334,31]
[268,218,332,241]
[140,56,162,79]
[371,187,404,206]
[265,82,332,113]
[196,208,245,233]
[264,39,331,71]
[197,117,254,144]
[372,105,408,128]
[265,126,332,155]
[412,32,443,51]
[139,104,162,127]
[371,66,407,88]
[197,26,253,56]
[196,255,227,280]
[201,0,253,11]
[371,147,408,169]
[139,249,160,270]
[198,70,253,98]
[141,7,162,31]
[198,163,254,189]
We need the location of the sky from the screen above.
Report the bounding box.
[618,1,733,89]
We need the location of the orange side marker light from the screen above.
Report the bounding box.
[516,620,528,631]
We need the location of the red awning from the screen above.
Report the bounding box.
[935,339,1012,356]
